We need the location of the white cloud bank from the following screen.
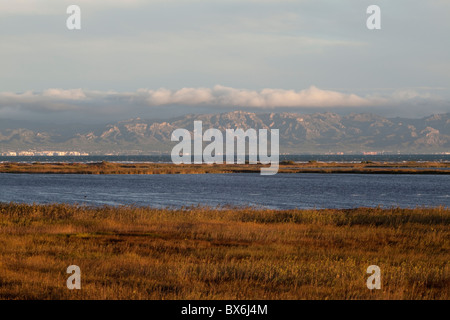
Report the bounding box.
[0,86,372,110]
[0,86,445,114]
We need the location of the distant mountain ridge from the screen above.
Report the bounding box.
[1,111,449,154]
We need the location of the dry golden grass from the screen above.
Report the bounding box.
[0,204,448,300]
[0,161,449,174]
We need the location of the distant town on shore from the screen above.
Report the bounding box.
[1,151,89,157]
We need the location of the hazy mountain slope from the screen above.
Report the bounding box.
[1,112,449,154]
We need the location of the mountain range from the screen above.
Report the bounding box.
[1,111,449,154]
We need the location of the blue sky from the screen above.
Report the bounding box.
[0,0,449,122]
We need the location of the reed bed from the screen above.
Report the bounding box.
[0,161,449,174]
[0,203,448,300]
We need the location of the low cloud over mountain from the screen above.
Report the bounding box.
[1,86,448,123]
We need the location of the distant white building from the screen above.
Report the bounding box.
[18,151,35,156]
[3,152,17,156]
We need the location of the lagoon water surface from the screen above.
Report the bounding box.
[0,173,448,209]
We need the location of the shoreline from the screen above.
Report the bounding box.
[0,161,449,174]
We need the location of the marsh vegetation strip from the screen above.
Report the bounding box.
[0,204,448,299]
[0,173,449,209]
[0,161,450,174]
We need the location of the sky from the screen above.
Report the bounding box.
[0,0,449,124]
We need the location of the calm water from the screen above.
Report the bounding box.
[0,173,448,209]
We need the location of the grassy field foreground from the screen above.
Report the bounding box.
[0,204,448,300]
